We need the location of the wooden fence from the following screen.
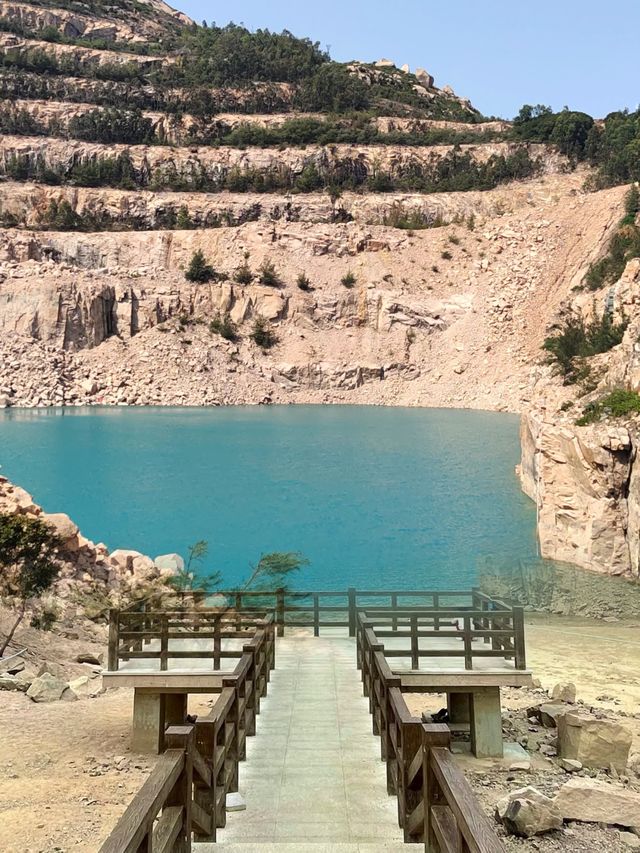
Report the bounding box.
[359,617,505,851]
[357,598,526,674]
[100,620,274,851]
[108,608,275,673]
[118,588,506,641]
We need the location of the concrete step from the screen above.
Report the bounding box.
[194,844,409,852]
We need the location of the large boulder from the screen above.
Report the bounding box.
[26,672,68,703]
[110,549,155,578]
[555,779,640,828]
[558,712,632,772]
[415,68,434,88]
[154,553,185,574]
[496,786,563,838]
[42,512,80,551]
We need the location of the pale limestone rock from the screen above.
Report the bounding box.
[558,713,632,772]
[42,512,80,550]
[154,553,185,573]
[551,682,577,703]
[27,672,68,702]
[415,68,434,88]
[619,832,640,849]
[560,758,582,773]
[538,703,568,728]
[68,676,91,698]
[496,787,562,838]
[519,413,634,576]
[37,661,65,680]
[0,672,32,692]
[554,778,640,827]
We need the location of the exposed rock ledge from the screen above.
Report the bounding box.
[0,475,174,612]
[519,411,640,578]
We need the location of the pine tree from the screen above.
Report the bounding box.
[185,249,215,283]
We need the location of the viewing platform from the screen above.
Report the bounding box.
[100,589,529,851]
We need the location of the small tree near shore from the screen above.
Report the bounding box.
[0,514,62,656]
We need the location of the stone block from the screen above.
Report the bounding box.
[558,713,632,772]
[554,779,640,828]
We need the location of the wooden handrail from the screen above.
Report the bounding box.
[360,616,506,851]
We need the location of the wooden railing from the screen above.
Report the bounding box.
[108,608,275,673]
[101,621,274,851]
[207,587,503,638]
[357,601,526,672]
[360,618,505,851]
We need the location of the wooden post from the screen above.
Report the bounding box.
[165,725,194,853]
[235,593,242,631]
[410,615,419,670]
[107,609,119,672]
[391,593,398,632]
[401,718,424,842]
[194,719,216,843]
[423,724,451,848]
[463,615,473,670]
[348,587,357,637]
[433,593,440,632]
[160,614,169,672]
[213,618,221,670]
[513,606,526,669]
[276,588,285,637]
[313,594,320,637]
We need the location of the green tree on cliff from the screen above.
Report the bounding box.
[185,249,215,283]
[0,515,62,656]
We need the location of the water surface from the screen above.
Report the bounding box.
[0,406,539,590]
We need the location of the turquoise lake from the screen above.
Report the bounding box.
[0,406,540,590]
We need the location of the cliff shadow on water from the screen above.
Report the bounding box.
[479,556,640,621]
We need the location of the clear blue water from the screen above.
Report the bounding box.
[0,406,540,590]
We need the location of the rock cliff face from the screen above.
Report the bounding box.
[519,414,638,576]
[519,253,640,579]
[1,0,639,580]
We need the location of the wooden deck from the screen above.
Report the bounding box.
[100,591,524,851]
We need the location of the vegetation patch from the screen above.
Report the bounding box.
[576,389,640,426]
[543,311,627,383]
[584,186,640,291]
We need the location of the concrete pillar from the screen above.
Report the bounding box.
[469,688,503,758]
[165,693,188,729]
[447,692,471,724]
[132,690,165,754]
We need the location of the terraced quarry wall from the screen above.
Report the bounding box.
[1,0,638,578]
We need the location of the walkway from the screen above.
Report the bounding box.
[196,629,406,852]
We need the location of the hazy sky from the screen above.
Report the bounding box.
[176,0,638,119]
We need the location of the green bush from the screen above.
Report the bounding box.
[258,259,281,287]
[297,273,312,291]
[68,107,155,144]
[382,203,440,230]
[185,249,215,283]
[577,389,640,426]
[250,316,277,349]
[209,313,238,341]
[234,262,254,285]
[543,312,627,382]
[341,270,357,288]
